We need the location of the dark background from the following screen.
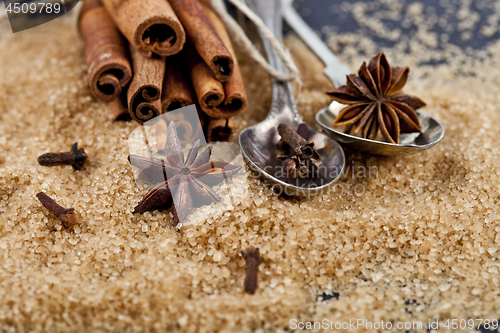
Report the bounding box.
[293,0,498,51]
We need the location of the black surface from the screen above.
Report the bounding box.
[294,0,499,50]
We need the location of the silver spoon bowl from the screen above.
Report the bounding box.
[316,102,445,156]
[238,0,345,197]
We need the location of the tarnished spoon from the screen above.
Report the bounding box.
[282,0,445,155]
[238,0,345,197]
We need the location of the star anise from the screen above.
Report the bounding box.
[129,122,241,226]
[327,52,426,144]
[276,123,320,177]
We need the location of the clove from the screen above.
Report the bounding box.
[37,143,88,170]
[276,123,320,177]
[36,192,79,227]
[241,247,262,294]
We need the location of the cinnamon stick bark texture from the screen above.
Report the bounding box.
[186,43,225,116]
[128,46,165,124]
[161,53,197,113]
[206,117,234,142]
[169,0,234,82]
[109,91,131,121]
[100,0,185,57]
[78,0,132,103]
[202,3,247,118]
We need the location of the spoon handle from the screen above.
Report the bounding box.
[246,0,302,123]
[281,0,350,88]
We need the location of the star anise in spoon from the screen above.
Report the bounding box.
[129,122,241,226]
[326,52,426,144]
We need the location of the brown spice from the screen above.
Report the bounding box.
[127,46,165,124]
[205,117,234,142]
[78,0,132,103]
[169,0,234,82]
[166,110,206,145]
[186,42,225,115]
[129,122,241,226]
[108,91,131,121]
[146,113,205,154]
[277,123,320,177]
[132,182,172,214]
[37,143,88,171]
[100,0,185,57]
[241,247,262,294]
[327,52,426,144]
[201,2,248,118]
[161,52,197,113]
[36,192,79,227]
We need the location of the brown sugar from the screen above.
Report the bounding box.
[1,2,500,331]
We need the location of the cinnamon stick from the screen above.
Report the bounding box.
[202,2,248,118]
[169,0,234,82]
[78,0,132,103]
[109,91,131,121]
[206,116,234,142]
[149,117,168,152]
[127,46,165,124]
[186,43,225,117]
[152,111,204,147]
[100,0,185,57]
[161,53,197,113]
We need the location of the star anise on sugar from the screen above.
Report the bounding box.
[327,52,426,144]
[276,123,320,177]
[129,122,241,226]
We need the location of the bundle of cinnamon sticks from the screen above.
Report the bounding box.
[78,0,247,142]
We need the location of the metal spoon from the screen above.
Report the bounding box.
[316,105,445,156]
[282,0,445,156]
[238,0,345,197]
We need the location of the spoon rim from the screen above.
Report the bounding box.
[316,107,445,151]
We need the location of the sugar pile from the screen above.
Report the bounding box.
[1,2,500,332]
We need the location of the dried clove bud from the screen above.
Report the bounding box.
[37,143,88,170]
[296,123,310,140]
[36,192,79,227]
[276,123,320,178]
[241,247,262,294]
